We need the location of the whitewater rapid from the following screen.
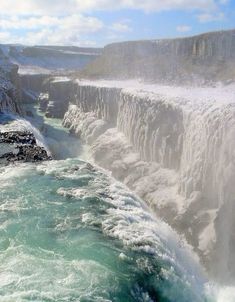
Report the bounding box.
[0,157,208,301]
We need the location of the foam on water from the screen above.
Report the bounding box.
[1,103,234,301]
[1,157,231,301]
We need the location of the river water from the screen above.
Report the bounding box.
[0,106,232,301]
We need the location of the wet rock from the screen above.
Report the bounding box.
[0,130,51,164]
[0,145,51,163]
[0,131,36,145]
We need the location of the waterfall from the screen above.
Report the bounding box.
[63,80,235,282]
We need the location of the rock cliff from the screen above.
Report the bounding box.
[82,29,235,85]
[63,80,235,283]
[0,49,51,164]
[0,49,21,114]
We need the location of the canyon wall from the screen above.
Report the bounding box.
[20,74,49,93]
[0,49,52,164]
[82,29,235,85]
[0,44,102,74]
[62,80,235,283]
[45,78,75,118]
[0,49,21,114]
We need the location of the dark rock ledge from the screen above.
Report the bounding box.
[0,131,52,165]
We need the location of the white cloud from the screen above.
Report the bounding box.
[0,29,98,46]
[0,31,12,43]
[0,14,103,32]
[0,16,58,30]
[0,14,103,45]
[0,0,227,46]
[219,0,229,4]
[176,25,192,32]
[111,20,132,33]
[197,12,224,22]
[0,0,217,15]
[122,0,216,12]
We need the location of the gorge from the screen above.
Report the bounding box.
[1,30,235,301]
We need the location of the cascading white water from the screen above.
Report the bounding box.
[63,80,235,283]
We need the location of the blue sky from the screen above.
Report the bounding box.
[0,0,234,46]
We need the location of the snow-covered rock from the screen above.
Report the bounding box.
[63,79,235,283]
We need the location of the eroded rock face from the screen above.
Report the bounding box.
[62,80,235,283]
[0,131,51,164]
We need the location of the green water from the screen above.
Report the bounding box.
[0,107,213,301]
[0,157,210,302]
[23,104,90,161]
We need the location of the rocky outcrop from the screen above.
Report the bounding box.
[0,131,51,164]
[82,29,235,85]
[63,80,235,283]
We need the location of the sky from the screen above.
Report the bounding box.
[0,0,234,47]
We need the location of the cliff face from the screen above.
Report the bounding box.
[63,80,235,283]
[43,77,76,118]
[20,74,49,93]
[0,44,102,74]
[12,44,102,104]
[0,50,52,164]
[0,50,21,114]
[82,29,235,85]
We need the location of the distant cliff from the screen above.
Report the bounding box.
[82,29,235,85]
[0,44,102,75]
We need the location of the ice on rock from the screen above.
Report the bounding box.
[63,79,235,282]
